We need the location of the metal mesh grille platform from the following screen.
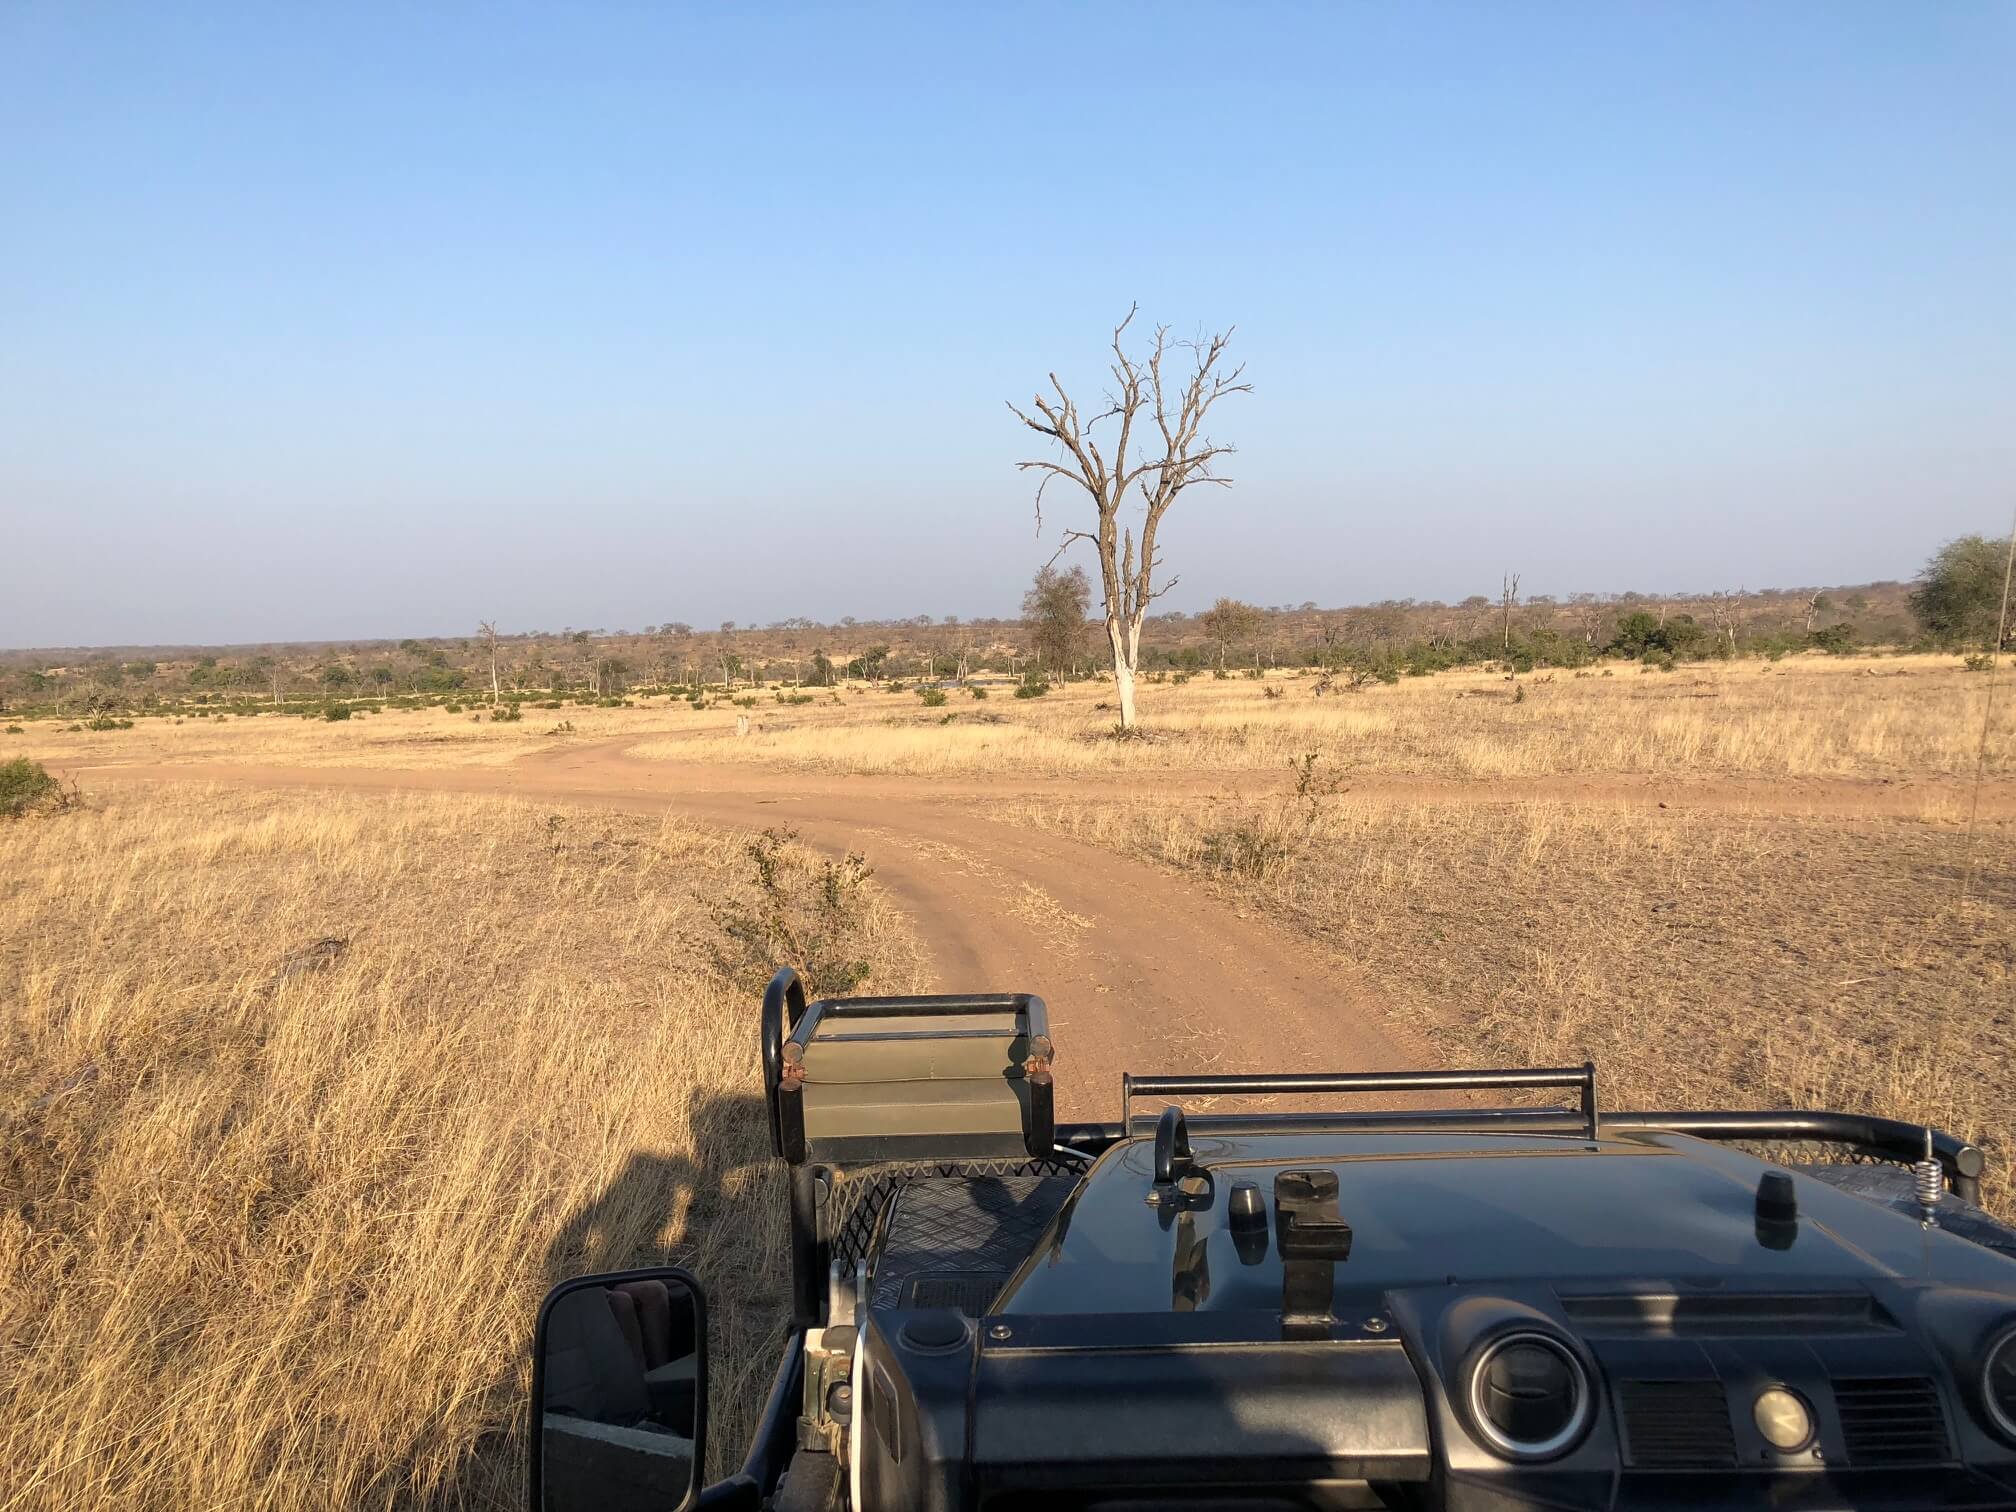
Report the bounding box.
[869,1172,1078,1312]
[823,1157,1079,1276]
[824,1163,1078,1314]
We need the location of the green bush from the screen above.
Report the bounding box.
[323,704,352,721]
[1013,681,1051,699]
[83,715,133,731]
[1,756,70,818]
[918,687,948,707]
[4,725,22,735]
[732,696,758,709]
[969,686,989,700]
[444,702,464,713]
[1964,653,1996,673]
[492,703,523,722]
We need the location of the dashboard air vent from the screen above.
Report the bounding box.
[1617,1380,1736,1467]
[1835,1377,1951,1465]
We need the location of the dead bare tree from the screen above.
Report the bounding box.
[1707,590,1746,654]
[1501,574,1521,653]
[1009,307,1250,728]
[478,621,501,705]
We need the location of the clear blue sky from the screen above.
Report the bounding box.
[3,3,2012,647]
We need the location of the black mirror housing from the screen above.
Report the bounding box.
[530,1266,707,1512]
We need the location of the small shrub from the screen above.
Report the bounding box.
[1211,668,1229,680]
[323,704,352,721]
[776,692,815,706]
[712,827,875,997]
[491,703,522,722]
[1262,684,1285,701]
[1964,653,1996,673]
[1200,817,1295,880]
[1172,671,1192,686]
[84,715,133,731]
[1013,681,1051,700]
[918,687,948,708]
[1,756,73,818]
[444,702,464,713]
[4,725,22,735]
[732,696,758,709]
[969,685,988,700]
[1641,651,1676,673]
[546,720,576,735]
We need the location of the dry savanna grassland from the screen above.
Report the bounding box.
[13,652,2009,788]
[0,786,923,1510]
[3,648,2014,1509]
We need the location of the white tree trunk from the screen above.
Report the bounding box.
[1108,615,1140,728]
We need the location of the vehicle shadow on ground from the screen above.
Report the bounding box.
[543,1087,776,1282]
[410,1089,780,1507]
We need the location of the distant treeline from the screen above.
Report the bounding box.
[0,572,1984,716]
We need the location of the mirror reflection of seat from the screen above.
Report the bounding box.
[538,1276,701,1512]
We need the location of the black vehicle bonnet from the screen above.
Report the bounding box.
[998,1130,2016,1315]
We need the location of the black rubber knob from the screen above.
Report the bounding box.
[1228,1181,1266,1232]
[1756,1170,1798,1225]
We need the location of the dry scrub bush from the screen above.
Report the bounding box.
[1005,793,2016,1211]
[0,787,923,1510]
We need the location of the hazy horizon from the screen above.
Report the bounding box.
[5,4,2012,648]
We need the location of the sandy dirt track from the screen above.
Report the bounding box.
[74,741,1442,1123]
[70,739,2015,1121]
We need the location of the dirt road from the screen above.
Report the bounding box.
[79,736,2012,1118]
[77,740,1446,1122]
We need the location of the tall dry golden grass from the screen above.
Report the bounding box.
[0,787,923,1511]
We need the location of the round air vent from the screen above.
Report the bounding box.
[1985,1327,2016,1441]
[1468,1333,1594,1460]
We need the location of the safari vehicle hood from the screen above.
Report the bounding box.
[999,1130,2016,1316]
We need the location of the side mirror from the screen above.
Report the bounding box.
[530,1267,707,1512]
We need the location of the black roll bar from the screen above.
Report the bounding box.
[1065,1098,1985,1206]
[1123,1064,1601,1140]
[761,967,808,1160]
